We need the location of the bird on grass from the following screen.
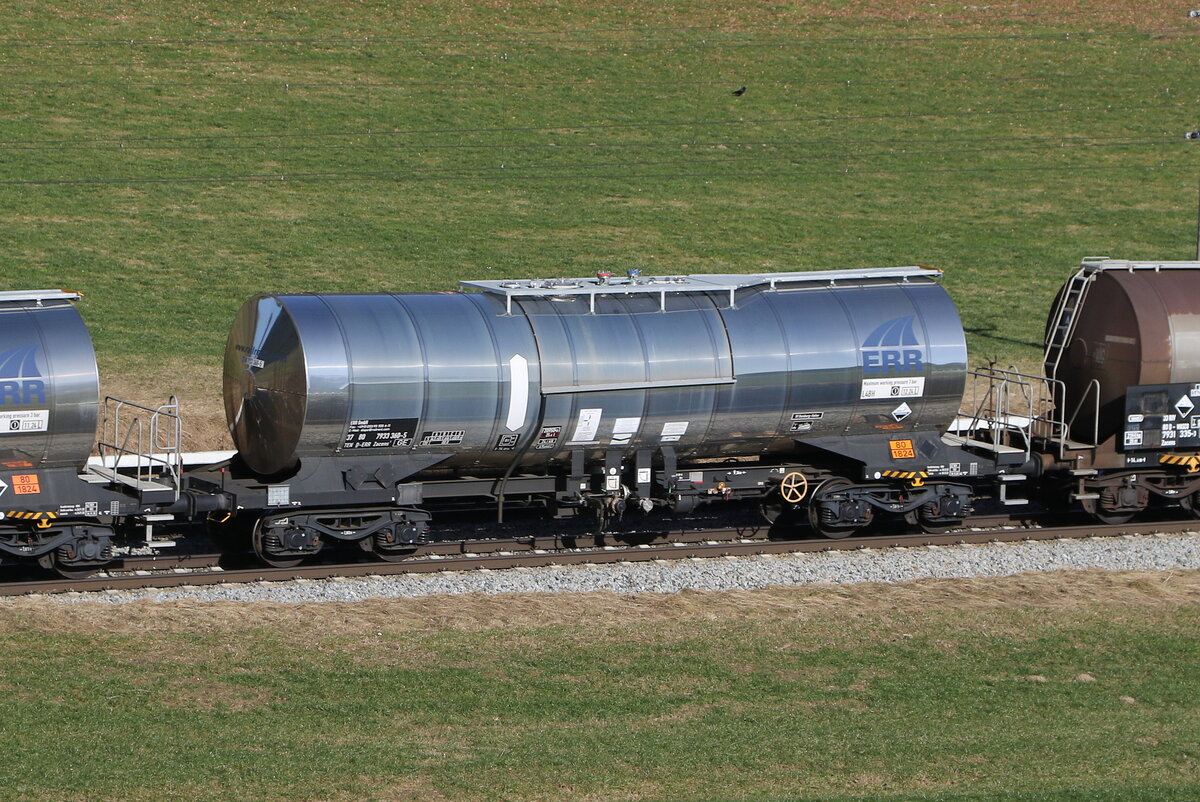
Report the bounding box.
[732,86,746,96]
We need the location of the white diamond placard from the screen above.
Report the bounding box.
[1176,394,1195,418]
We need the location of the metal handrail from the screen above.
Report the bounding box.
[95,395,182,501]
[1061,378,1102,454]
[963,367,1099,459]
[964,366,1036,460]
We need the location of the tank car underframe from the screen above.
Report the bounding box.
[203,453,804,556]
[0,519,115,571]
[0,466,193,572]
[197,435,1008,563]
[802,479,975,537]
[1047,432,1200,522]
[250,507,432,567]
[1070,469,1200,523]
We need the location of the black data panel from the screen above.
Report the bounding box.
[1123,383,1200,451]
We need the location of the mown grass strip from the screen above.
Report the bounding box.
[1,571,1198,800]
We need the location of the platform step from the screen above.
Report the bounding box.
[85,465,176,498]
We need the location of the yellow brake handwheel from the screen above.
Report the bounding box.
[779,471,809,504]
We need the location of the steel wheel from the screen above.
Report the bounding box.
[374,547,419,563]
[807,478,862,539]
[760,493,788,525]
[37,550,107,580]
[917,518,962,535]
[370,537,419,563]
[252,520,304,569]
[358,529,421,563]
[1090,508,1135,525]
[1182,492,1200,520]
[1088,485,1144,525]
[760,491,805,541]
[914,502,963,535]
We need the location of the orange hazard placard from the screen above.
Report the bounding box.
[888,440,916,460]
[12,474,41,495]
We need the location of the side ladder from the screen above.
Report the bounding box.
[1043,259,1101,382]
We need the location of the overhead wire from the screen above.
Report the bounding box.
[0,101,1192,149]
[0,69,1192,91]
[1,160,1190,187]
[0,11,1133,48]
[0,131,1179,154]
[0,137,1188,186]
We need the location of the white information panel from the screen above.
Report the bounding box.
[569,408,603,443]
[0,410,49,433]
[860,377,925,400]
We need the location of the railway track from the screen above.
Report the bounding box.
[4,518,1198,597]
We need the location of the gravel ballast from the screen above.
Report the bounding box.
[27,531,1200,605]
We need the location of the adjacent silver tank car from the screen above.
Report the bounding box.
[0,290,100,469]
[225,268,968,476]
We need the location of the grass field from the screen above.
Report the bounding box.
[2,1,1199,446]
[2,571,1199,801]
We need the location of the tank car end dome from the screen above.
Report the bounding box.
[224,296,308,475]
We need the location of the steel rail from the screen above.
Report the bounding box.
[4,519,1197,597]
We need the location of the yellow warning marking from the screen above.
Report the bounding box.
[3,511,57,521]
[1160,454,1200,473]
[882,469,929,487]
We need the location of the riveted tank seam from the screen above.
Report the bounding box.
[389,294,427,458]
[684,290,729,455]
[466,291,511,464]
[618,292,655,456]
[27,306,54,467]
[754,287,792,451]
[900,282,935,431]
[313,294,356,461]
[828,287,861,436]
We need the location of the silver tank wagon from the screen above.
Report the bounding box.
[0,290,100,470]
[225,268,967,476]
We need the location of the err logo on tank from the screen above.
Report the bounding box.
[861,316,923,374]
[0,346,47,407]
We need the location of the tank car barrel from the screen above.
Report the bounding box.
[223,268,968,481]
